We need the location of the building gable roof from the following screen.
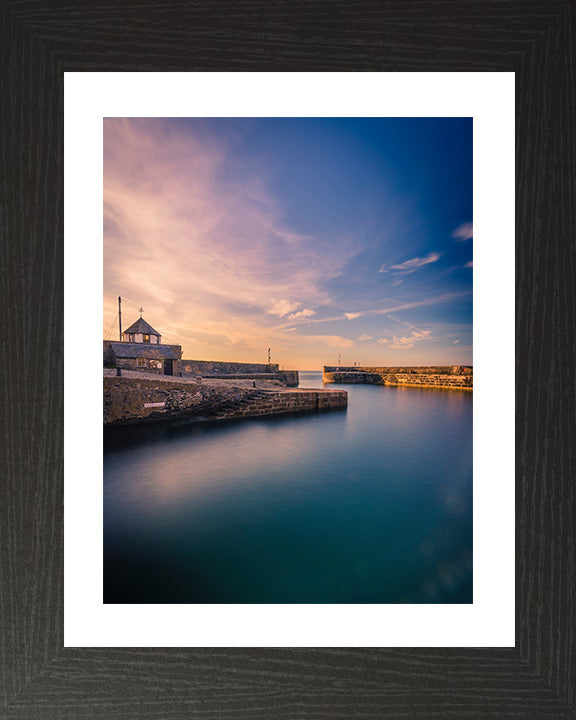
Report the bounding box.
[110,342,176,360]
[123,317,161,336]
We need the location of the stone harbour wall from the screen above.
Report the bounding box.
[323,366,473,390]
[105,351,298,385]
[179,370,299,387]
[324,365,472,375]
[104,376,346,426]
[323,371,382,384]
[179,360,298,387]
[104,377,252,425]
[374,373,472,390]
[180,360,280,376]
[211,389,348,422]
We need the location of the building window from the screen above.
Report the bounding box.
[137,358,146,368]
[129,334,135,342]
[143,334,150,344]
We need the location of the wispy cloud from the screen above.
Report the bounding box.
[452,222,473,241]
[377,329,432,350]
[389,252,441,274]
[370,292,469,318]
[288,308,316,320]
[463,261,473,268]
[268,299,303,317]
[273,292,471,330]
[268,301,316,321]
[358,334,372,341]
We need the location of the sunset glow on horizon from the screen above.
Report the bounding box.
[104,117,472,370]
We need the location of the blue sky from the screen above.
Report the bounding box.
[104,117,472,369]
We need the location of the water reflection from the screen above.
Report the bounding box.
[104,372,472,603]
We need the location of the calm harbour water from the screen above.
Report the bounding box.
[104,372,473,603]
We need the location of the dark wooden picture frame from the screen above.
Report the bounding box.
[2,2,575,717]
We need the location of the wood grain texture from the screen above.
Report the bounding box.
[1,0,575,717]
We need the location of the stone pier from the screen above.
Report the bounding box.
[323,366,473,390]
[104,371,347,426]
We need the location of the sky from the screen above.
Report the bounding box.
[104,117,472,370]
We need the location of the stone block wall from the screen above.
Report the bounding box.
[324,365,472,376]
[213,390,347,421]
[230,390,348,417]
[378,373,472,389]
[277,370,299,387]
[103,340,115,367]
[361,365,472,377]
[323,366,473,390]
[180,360,280,376]
[167,344,183,360]
[323,371,382,384]
[104,377,253,425]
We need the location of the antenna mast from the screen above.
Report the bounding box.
[118,296,122,341]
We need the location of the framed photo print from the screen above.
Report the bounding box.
[3,3,574,717]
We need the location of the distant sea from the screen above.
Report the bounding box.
[104,371,473,603]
